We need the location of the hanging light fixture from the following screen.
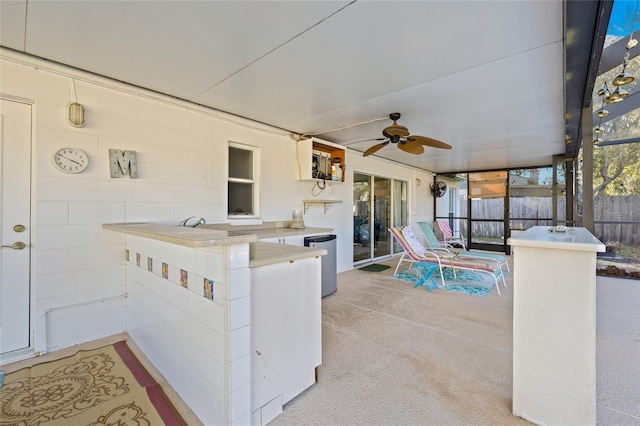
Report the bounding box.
[597,85,610,97]
[604,0,639,113]
[593,78,609,145]
[67,102,85,127]
[612,71,634,86]
[605,86,629,104]
[67,78,85,127]
[612,1,639,88]
[612,61,634,86]
[612,40,635,85]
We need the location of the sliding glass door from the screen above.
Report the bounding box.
[392,179,409,254]
[354,173,407,264]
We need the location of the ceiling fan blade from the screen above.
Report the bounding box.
[398,140,424,155]
[407,135,452,149]
[363,141,390,156]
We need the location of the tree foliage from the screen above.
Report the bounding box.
[589,32,640,199]
[593,142,640,197]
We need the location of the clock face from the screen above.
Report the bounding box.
[53,148,89,174]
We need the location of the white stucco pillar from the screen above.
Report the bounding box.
[508,226,604,426]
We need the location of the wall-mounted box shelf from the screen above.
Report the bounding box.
[303,199,342,214]
[297,137,346,183]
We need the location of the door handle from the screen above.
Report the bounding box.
[1,242,26,250]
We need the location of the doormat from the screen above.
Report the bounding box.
[359,264,391,272]
[0,341,186,425]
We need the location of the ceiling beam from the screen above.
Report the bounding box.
[598,35,640,75]
[564,0,613,159]
[597,136,640,146]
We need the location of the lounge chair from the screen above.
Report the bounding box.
[389,226,506,295]
[418,222,510,273]
[435,220,467,249]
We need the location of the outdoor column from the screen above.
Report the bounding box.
[508,226,604,426]
[581,106,595,232]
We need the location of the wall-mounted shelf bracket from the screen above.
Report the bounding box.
[303,199,342,214]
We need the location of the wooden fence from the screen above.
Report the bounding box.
[448,196,639,246]
[594,196,640,246]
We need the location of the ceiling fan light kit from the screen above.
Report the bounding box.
[382,113,410,137]
[362,113,452,157]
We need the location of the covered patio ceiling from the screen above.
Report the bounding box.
[0,1,621,173]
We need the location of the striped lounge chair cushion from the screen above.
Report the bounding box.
[425,255,501,274]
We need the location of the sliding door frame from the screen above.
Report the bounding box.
[353,172,407,266]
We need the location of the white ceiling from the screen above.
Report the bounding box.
[1,0,567,173]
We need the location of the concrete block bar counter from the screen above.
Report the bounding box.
[508,226,605,425]
[103,223,327,425]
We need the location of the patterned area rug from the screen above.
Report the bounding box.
[393,267,496,297]
[0,341,185,425]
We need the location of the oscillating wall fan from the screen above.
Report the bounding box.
[430,181,448,197]
[362,113,452,156]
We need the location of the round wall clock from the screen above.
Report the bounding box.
[53,148,89,174]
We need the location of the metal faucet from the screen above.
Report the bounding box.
[191,218,206,228]
[179,216,206,227]
[179,216,195,227]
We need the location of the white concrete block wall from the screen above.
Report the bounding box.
[223,243,253,425]
[2,52,435,356]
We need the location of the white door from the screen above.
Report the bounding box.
[0,99,32,355]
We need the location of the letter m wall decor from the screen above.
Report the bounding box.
[109,149,139,178]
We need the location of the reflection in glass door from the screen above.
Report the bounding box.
[373,177,390,259]
[509,167,563,230]
[353,173,371,262]
[392,180,408,254]
[353,173,406,263]
[469,171,508,252]
[437,168,563,254]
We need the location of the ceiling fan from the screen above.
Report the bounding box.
[361,113,452,157]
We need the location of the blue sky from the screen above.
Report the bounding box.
[608,0,640,36]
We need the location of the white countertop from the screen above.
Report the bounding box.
[102,223,259,247]
[507,226,605,252]
[103,223,332,265]
[220,226,333,239]
[249,242,327,268]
